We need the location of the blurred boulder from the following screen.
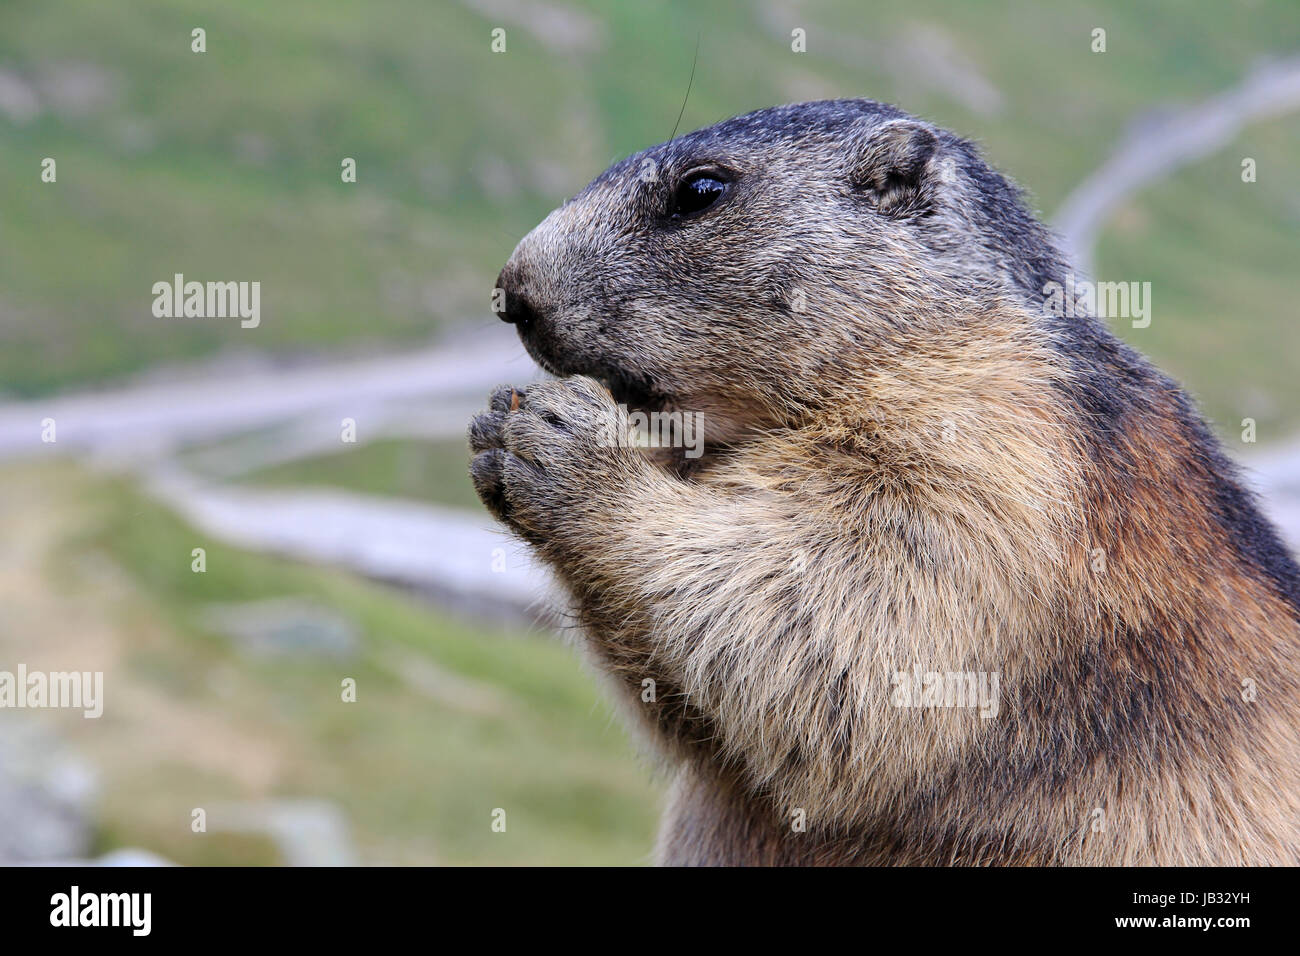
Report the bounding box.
[0,718,97,862]
[200,597,359,660]
[209,799,358,867]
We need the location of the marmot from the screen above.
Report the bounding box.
[469,99,1300,865]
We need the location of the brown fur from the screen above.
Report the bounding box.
[470,100,1300,865]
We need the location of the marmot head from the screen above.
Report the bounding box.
[495,99,1069,445]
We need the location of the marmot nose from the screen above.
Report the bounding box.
[494,268,541,329]
[500,292,540,328]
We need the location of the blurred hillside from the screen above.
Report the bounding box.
[0,462,659,865]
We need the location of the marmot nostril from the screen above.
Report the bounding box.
[499,289,541,328]
[494,264,542,328]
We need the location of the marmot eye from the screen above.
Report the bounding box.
[671,173,728,218]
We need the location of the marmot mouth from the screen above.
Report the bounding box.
[528,347,669,415]
[527,344,714,472]
[595,366,667,413]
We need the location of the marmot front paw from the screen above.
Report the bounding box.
[468,376,634,544]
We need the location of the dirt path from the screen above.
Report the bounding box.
[1053,56,1300,273]
[0,326,535,461]
[145,463,552,619]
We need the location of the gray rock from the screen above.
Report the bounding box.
[208,799,358,867]
[200,597,359,660]
[0,718,97,862]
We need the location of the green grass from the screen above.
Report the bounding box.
[37,463,660,865]
[1096,118,1300,439]
[237,437,481,511]
[0,0,1296,429]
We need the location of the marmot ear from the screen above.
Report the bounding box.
[847,119,943,218]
